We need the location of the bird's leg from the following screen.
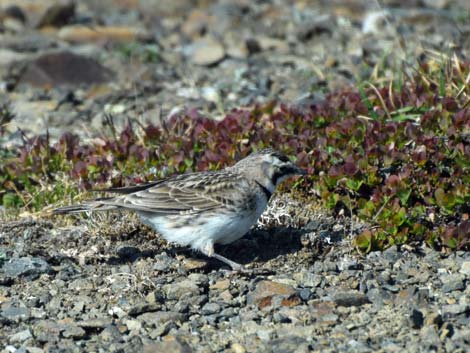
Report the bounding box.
[212,253,245,272]
[201,243,245,271]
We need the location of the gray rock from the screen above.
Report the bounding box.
[295,15,333,42]
[3,345,15,353]
[1,306,30,322]
[146,290,164,305]
[322,261,338,272]
[382,245,402,262]
[299,288,312,301]
[440,274,466,293]
[333,291,370,307]
[100,325,122,343]
[179,294,208,309]
[9,329,32,343]
[382,284,399,293]
[201,302,221,315]
[148,320,175,338]
[441,304,469,319]
[337,259,363,271]
[188,36,225,66]
[187,273,209,286]
[124,319,142,332]
[220,307,236,319]
[270,336,310,353]
[142,339,192,353]
[24,348,43,353]
[367,288,391,306]
[18,51,113,87]
[344,339,372,353]
[62,324,86,339]
[164,279,201,300]
[293,272,322,288]
[137,311,185,328]
[33,321,62,343]
[128,302,161,316]
[76,318,113,329]
[68,278,95,291]
[416,287,430,302]
[460,261,470,276]
[33,320,86,342]
[153,253,176,271]
[2,257,52,280]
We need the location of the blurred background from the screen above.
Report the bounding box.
[1,0,469,144]
[1,4,470,351]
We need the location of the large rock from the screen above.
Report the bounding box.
[143,339,192,353]
[163,279,201,300]
[189,36,225,66]
[333,291,370,307]
[18,51,113,87]
[247,280,300,309]
[2,257,52,280]
[137,311,185,328]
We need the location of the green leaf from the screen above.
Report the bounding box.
[354,231,372,252]
[358,199,376,219]
[391,207,407,227]
[358,83,379,120]
[2,193,23,208]
[444,237,458,249]
[397,189,412,206]
[346,179,363,191]
[439,69,445,96]
[87,165,98,173]
[435,188,456,211]
[325,193,339,209]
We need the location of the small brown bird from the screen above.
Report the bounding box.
[54,148,306,270]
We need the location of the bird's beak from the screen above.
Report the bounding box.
[294,165,308,176]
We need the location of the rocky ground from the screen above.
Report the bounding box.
[1,0,470,352]
[1,212,470,353]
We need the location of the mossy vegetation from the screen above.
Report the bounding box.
[1,55,469,252]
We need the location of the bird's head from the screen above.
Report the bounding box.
[231,148,307,192]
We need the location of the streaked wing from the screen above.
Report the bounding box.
[94,180,166,194]
[99,171,248,215]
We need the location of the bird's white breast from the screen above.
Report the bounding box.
[138,192,268,252]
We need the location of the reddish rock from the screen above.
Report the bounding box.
[57,25,148,43]
[247,280,300,309]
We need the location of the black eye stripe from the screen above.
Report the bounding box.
[280,165,295,173]
[272,166,295,184]
[275,154,290,163]
[270,152,290,163]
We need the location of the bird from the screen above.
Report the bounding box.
[54,148,307,271]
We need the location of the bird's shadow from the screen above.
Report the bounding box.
[106,226,314,270]
[215,227,308,265]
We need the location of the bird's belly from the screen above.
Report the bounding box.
[138,199,267,251]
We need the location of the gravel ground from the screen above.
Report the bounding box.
[1,0,470,352]
[1,210,470,352]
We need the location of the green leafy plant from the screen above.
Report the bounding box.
[1,55,469,252]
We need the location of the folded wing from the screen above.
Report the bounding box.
[96,171,247,215]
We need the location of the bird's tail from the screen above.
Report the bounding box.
[53,197,119,215]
